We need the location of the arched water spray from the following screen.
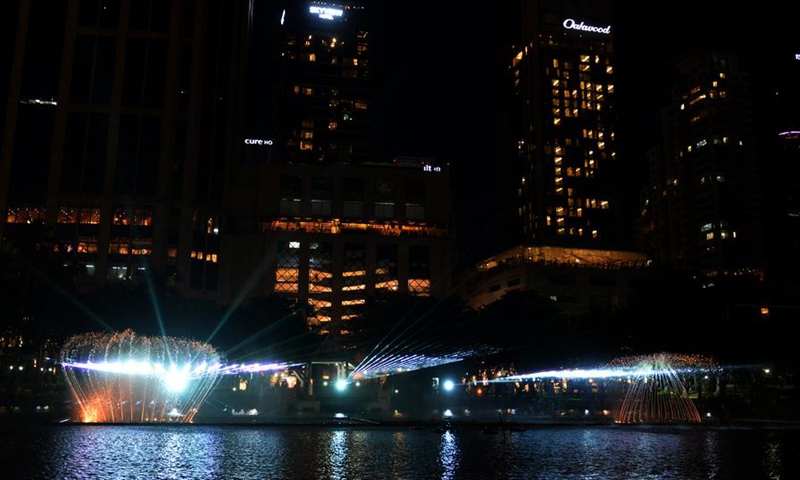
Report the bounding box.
[613,353,715,424]
[60,330,224,423]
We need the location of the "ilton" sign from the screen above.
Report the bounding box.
[562,18,611,35]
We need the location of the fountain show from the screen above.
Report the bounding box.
[60,330,224,423]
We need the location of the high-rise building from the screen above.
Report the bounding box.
[642,49,765,278]
[274,1,372,165]
[512,0,619,248]
[223,2,455,339]
[0,0,252,298]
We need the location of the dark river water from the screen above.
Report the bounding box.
[0,423,798,479]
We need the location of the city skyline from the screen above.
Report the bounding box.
[0,1,797,345]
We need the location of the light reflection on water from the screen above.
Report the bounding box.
[439,430,459,480]
[0,424,797,479]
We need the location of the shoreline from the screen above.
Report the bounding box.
[4,414,800,430]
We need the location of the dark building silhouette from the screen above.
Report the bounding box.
[641,49,765,279]
[758,46,800,273]
[0,0,252,299]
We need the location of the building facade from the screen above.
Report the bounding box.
[513,0,620,248]
[1,0,252,299]
[462,245,647,317]
[225,158,454,337]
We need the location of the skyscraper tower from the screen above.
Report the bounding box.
[224,1,455,340]
[0,0,252,298]
[275,1,372,165]
[512,0,619,248]
[645,49,764,278]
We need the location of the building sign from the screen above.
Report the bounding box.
[562,18,611,35]
[244,138,273,146]
[309,5,344,21]
[423,165,442,173]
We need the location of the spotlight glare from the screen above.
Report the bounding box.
[443,380,455,392]
[335,379,348,391]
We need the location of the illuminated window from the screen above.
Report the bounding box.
[375,245,398,292]
[580,54,590,63]
[553,117,561,126]
[293,85,300,94]
[303,87,313,96]
[77,239,98,254]
[592,230,598,239]
[301,130,313,140]
[328,121,338,130]
[79,207,101,224]
[58,206,78,224]
[307,53,316,62]
[134,208,153,226]
[719,72,726,79]
[354,100,368,110]
[109,239,129,255]
[301,119,314,128]
[275,242,300,294]
[409,246,430,297]
[113,208,129,225]
[300,141,313,151]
